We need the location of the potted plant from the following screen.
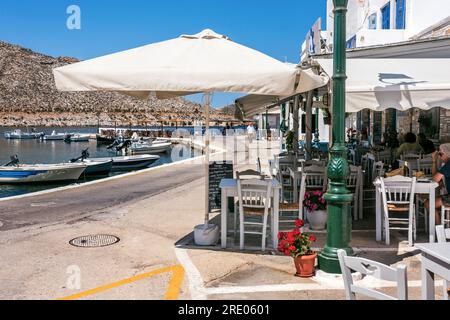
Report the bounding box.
[278,220,318,278]
[304,191,328,230]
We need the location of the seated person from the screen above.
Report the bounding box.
[395,132,423,158]
[426,144,450,225]
[418,133,436,155]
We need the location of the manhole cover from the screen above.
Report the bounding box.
[69,235,120,248]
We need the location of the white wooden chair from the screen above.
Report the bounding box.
[337,250,408,300]
[348,165,363,221]
[413,158,434,232]
[375,150,392,166]
[401,153,421,162]
[234,170,265,236]
[300,160,326,169]
[380,176,417,246]
[299,166,328,221]
[274,156,297,202]
[278,168,302,232]
[237,178,272,251]
[372,161,385,180]
[441,204,450,229]
[417,159,434,177]
[435,225,450,300]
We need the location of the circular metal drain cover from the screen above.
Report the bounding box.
[69,234,120,248]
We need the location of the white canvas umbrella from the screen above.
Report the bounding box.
[53,29,327,244]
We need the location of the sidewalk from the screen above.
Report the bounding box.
[0,139,446,300]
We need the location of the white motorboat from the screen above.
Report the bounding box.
[0,163,87,184]
[64,133,90,143]
[129,141,172,154]
[90,155,160,171]
[79,159,113,176]
[4,129,44,140]
[43,130,66,141]
[70,149,113,177]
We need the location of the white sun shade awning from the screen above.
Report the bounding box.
[316,58,450,113]
[235,68,329,117]
[54,29,327,99]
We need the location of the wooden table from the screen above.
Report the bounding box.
[219,178,281,249]
[374,178,440,243]
[415,243,450,300]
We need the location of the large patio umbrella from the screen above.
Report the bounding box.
[53,29,327,244]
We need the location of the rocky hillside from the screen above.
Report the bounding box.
[0,41,236,127]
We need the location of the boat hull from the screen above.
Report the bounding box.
[0,164,87,184]
[90,155,160,171]
[43,135,66,141]
[82,160,113,176]
[129,142,172,154]
[96,135,116,145]
[4,132,43,139]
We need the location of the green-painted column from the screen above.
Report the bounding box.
[318,0,354,274]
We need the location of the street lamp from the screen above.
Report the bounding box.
[318,0,354,274]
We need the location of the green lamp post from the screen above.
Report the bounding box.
[318,0,354,274]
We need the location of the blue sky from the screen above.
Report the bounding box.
[0,0,326,107]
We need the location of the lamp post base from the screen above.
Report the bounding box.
[318,246,354,274]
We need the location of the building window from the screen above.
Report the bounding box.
[381,2,391,29]
[346,35,356,49]
[368,13,377,30]
[396,0,406,29]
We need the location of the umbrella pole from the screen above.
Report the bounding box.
[204,92,211,226]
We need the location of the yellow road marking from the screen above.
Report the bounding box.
[58,265,185,300]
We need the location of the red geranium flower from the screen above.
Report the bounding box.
[295,219,305,228]
[277,221,316,258]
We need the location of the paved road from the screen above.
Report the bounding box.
[0,162,204,231]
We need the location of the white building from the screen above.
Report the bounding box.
[326,0,450,50]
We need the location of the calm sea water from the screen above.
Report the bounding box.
[0,126,198,199]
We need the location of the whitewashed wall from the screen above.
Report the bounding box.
[326,0,450,48]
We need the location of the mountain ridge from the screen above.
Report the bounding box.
[0,40,236,127]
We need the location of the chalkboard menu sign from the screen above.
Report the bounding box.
[209,161,234,211]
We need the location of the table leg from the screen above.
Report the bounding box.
[273,190,280,249]
[221,190,228,249]
[429,188,436,243]
[376,185,382,242]
[422,257,436,300]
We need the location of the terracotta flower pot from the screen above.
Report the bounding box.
[293,253,318,278]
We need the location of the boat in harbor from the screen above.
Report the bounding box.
[129,140,172,154]
[90,155,160,171]
[0,156,87,184]
[79,159,113,176]
[4,129,44,140]
[70,149,113,177]
[96,134,116,145]
[64,133,90,143]
[43,130,66,141]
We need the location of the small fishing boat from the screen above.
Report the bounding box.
[80,159,113,176]
[129,141,172,154]
[64,133,90,143]
[0,161,87,184]
[43,130,66,141]
[96,134,116,145]
[90,155,160,171]
[4,129,44,140]
[70,149,113,177]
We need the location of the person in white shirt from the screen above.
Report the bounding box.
[247,123,256,143]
